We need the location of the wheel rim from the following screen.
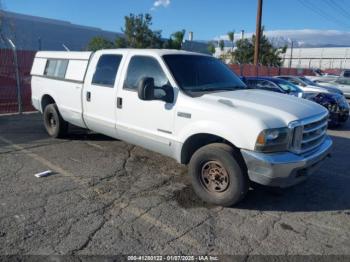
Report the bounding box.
[48,113,57,127]
[46,112,57,133]
[200,161,230,193]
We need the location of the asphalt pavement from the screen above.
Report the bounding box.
[0,113,349,256]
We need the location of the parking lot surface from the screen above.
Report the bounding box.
[0,113,349,256]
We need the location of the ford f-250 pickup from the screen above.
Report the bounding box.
[31,49,332,206]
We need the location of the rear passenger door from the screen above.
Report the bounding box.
[83,52,124,138]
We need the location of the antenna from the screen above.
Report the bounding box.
[62,44,70,51]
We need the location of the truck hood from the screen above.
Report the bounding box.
[200,89,327,128]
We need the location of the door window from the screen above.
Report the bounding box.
[124,56,169,91]
[92,55,123,87]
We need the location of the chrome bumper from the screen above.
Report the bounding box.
[241,136,333,188]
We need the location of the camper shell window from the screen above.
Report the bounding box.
[44,59,69,79]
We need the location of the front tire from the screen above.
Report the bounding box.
[189,143,249,207]
[43,104,68,138]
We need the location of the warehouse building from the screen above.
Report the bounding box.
[283,47,350,70]
[0,10,122,51]
[0,10,210,54]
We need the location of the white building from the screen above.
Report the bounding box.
[283,47,350,70]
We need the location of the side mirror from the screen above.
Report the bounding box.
[138,77,174,103]
[138,77,155,101]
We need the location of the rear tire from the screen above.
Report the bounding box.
[43,104,68,138]
[188,143,249,207]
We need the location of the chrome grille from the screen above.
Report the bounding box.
[290,114,328,154]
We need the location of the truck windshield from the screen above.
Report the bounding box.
[163,54,246,92]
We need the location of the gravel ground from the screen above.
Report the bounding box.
[0,113,349,257]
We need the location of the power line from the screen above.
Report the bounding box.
[297,0,350,28]
[305,0,350,27]
[327,0,350,20]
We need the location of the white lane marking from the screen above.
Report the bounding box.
[86,142,104,150]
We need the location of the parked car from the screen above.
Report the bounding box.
[244,77,304,97]
[31,49,332,206]
[276,75,343,95]
[340,69,350,78]
[317,78,350,98]
[245,77,349,126]
[307,75,339,84]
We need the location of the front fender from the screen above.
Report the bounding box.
[176,120,257,151]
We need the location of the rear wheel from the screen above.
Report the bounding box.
[189,143,249,207]
[43,104,68,138]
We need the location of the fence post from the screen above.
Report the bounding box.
[8,39,22,114]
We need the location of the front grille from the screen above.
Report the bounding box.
[290,114,328,154]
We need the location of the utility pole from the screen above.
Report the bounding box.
[289,40,294,68]
[254,0,263,66]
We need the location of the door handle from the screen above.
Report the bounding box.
[117,97,122,109]
[86,91,91,102]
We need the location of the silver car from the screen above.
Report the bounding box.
[318,78,350,98]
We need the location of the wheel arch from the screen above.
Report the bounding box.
[180,133,241,165]
[41,94,56,112]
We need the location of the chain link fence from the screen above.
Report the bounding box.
[0,49,35,114]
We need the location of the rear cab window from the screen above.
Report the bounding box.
[92,55,123,87]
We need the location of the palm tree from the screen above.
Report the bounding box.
[219,39,225,52]
[227,30,235,51]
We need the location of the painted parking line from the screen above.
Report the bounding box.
[115,202,202,248]
[0,135,91,192]
[85,142,105,150]
[0,135,203,249]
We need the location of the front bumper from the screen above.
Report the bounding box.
[241,136,333,188]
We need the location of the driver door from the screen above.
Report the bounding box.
[116,54,176,157]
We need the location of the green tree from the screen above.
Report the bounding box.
[233,38,254,64]
[169,29,185,49]
[123,13,163,48]
[234,27,287,66]
[115,37,127,48]
[208,43,216,55]
[227,30,235,51]
[86,36,114,51]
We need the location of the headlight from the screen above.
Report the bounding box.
[255,127,290,152]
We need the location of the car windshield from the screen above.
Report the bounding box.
[299,77,316,86]
[274,79,302,92]
[163,54,246,92]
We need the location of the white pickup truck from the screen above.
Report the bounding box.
[31,49,332,206]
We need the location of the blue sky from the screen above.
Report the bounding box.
[2,0,350,43]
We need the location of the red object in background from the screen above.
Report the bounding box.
[0,49,36,114]
[228,64,314,77]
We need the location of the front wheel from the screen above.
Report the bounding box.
[189,143,249,207]
[43,104,68,138]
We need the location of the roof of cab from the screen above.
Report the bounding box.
[35,49,208,60]
[101,48,206,55]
